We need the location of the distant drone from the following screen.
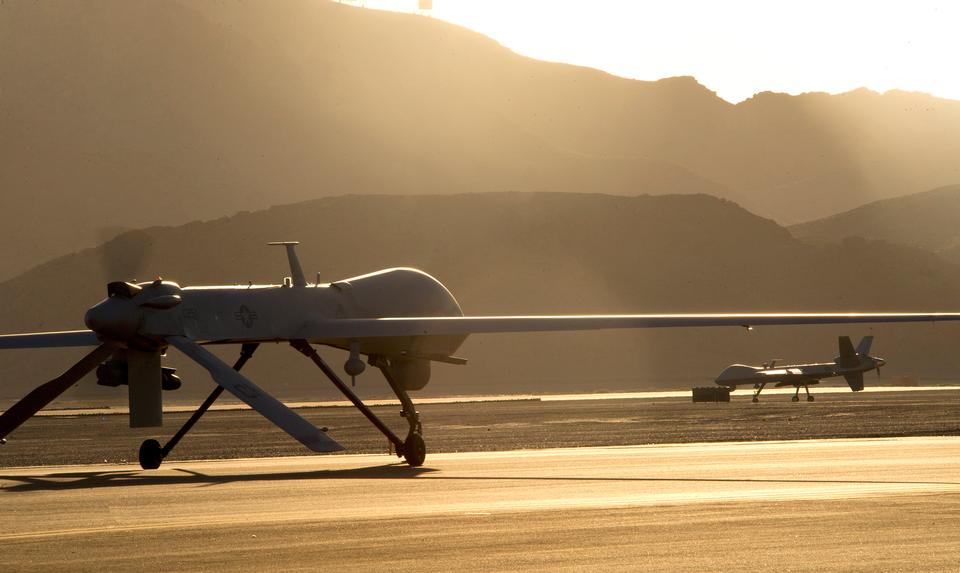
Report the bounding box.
[716,336,885,402]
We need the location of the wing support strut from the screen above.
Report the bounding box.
[137,343,260,469]
[290,340,426,466]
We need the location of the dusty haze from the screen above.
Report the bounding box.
[3,1,960,281]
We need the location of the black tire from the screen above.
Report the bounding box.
[807,395,815,402]
[403,433,426,467]
[752,397,759,403]
[139,439,163,470]
[791,395,800,402]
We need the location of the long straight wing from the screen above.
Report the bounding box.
[167,336,343,453]
[0,330,100,349]
[299,313,960,339]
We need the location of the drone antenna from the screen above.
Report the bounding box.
[268,242,307,287]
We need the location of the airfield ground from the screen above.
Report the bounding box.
[3,438,960,572]
[2,388,959,467]
[4,389,960,572]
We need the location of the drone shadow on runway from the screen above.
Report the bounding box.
[3,464,960,493]
[0,463,434,492]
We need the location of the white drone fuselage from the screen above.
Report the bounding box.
[169,268,467,360]
[86,267,467,360]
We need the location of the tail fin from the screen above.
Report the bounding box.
[856,336,874,356]
[844,371,865,391]
[838,336,858,368]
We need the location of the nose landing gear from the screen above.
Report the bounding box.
[137,343,259,470]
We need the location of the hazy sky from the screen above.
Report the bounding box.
[343,0,960,103]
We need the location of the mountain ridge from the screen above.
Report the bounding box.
[791,184,960,263]
[4,0,960,280]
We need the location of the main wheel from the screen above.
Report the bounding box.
[791,395,800,402]
[139,439,163,470]
[403,433,426,467]
[807,395,815,402]
[751,397,759,403]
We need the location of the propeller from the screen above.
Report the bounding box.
[0,343,117,441]
[100,229,154,283]
[871,355,885,379]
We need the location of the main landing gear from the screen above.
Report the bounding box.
[138,343,259,470]
[290,340,426,467]
[792,384,815,402]
[750,381,815,403]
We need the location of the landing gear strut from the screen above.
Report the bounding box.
[371,355,425,466]
[291,340,426,467]
[791,384,815,403]
[138,343,259,470]
[751,382,767,403]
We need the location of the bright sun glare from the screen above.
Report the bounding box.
[344,0,960,103]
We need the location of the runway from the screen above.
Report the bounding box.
[29,385,960,417]
[3,437,960,571]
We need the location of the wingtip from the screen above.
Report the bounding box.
[301,432,345,453]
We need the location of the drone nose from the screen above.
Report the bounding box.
[84,297,141,341]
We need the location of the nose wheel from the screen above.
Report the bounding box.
[136,344,259,470]
[138,439,163,470]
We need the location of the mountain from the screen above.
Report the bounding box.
[2,192,960,407]
[4,1,960,281]
[791,185,960,263]
[0,0,728,281]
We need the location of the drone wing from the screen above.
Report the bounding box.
[299,312,960,340]
[0,343,117,441]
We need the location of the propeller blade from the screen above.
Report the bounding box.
[100,229,153,283]
[0,330,100,349]
[0,343,116,440]
[167,336,343,453]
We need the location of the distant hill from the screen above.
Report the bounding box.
[3,1,960,280]
[3,192,960,407]
[791,185,960,264]
[0,0,729,281]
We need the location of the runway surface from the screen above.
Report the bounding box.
[29,385,960,417]
[3,437,960,571]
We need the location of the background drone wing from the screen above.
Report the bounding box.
[3,313,960,348]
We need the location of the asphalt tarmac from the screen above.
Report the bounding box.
[4,389,960,467]
[3,437,960,572]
